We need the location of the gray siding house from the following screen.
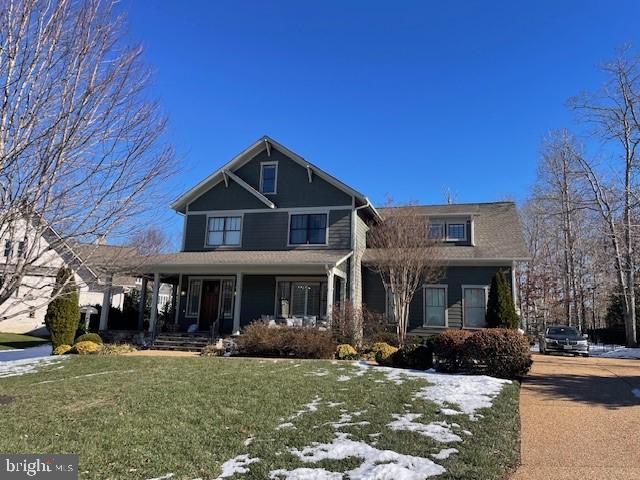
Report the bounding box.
[139,136,529,337]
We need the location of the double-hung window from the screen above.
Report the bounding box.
[276,280,327,318]
[423,286,447,327]
[3,240,12,257]
[207,216,241,246]
[463,286,487,328]
[447,223,466,241]
[427,223,445,240]
[289,213,327,245]
[260,162,278,194]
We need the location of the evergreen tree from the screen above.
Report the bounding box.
[486,270,519,329]
[45,267,80,348]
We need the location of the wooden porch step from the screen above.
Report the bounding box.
[152,333,211,352]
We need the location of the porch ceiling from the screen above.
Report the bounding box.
[143,249,352,274]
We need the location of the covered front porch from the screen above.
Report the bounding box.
[106,249,352,340]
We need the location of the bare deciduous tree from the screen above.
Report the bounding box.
[569,46,640,346]
[0,0,174,321]
[367,204,443,346]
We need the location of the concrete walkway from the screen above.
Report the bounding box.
[512,354,640,480]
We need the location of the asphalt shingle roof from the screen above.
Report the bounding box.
[363,202,529,262]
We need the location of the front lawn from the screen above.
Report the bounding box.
[0,332,49,350]
[0,356,520,479]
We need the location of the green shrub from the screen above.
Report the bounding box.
[391,343,433,370]
[433,329,472,372]
[463,328,532,379]
[237,322,336,359]
[373,343,398,366]
[75,333,103,345]
[336,344,359,360]
[98,343,137,355]
[72,340,101,355]
[52,344,73,356]
[201,344,224,357]
[45,267,80,348]
[486,271,519,329]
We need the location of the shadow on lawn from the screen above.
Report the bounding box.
[524,371,640,409]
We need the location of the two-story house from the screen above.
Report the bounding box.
[129,136,529,341]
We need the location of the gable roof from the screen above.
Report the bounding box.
[171,136,379,219]
[363,202,529,263]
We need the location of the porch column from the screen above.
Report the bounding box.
[138,277,148,330]
[326,269,335,322]
[149,272,160,333]
[232,273,243,335]
[174,274,183,325]
[99,275,113,331]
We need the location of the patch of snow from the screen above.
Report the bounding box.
[327,402,344,408]
[462,430,472,436]
[276,422,296,430]
[0,356,67,378]
[431,448,458,460]
[269,467,343,480]
[438,408,462,416]
[368,433,381,438]
[147,474,174,480]
[591,347,640,359]
[329,413,370,429]
[244,437,254,446]
[290,432,446,479]
[289,395,322,420]
[354,361,510,420]
[336,375,351,382]
[215,454,259,479]
[387,414,462,443]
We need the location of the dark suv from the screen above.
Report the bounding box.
[539,325,589,357]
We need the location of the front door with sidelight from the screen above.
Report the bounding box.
[199,280,220,331]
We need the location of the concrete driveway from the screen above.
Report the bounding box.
[512,354,640,480]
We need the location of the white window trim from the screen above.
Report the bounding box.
[461,284,489,329]
[184,276,236,319]
[287,211,329,247]
[422,284,448,328]
[446,222,466,242]
[204,214,244,248]
[274,276,328,318]
[259,161,278,195]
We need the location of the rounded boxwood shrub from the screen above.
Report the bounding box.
[433,329,472,373]
[336,344,359,360]
[374,343,398,366]
[75,333,103,345]
[463,328,532,379]
[52,344,73,356]
[73,340,101,355]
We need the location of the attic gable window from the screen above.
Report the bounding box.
[260,162,278,194]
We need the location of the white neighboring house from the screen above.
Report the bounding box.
[0,220,162,334]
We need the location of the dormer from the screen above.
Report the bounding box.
[426,216,475,246]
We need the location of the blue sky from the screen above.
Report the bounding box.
[120,0,640,238]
